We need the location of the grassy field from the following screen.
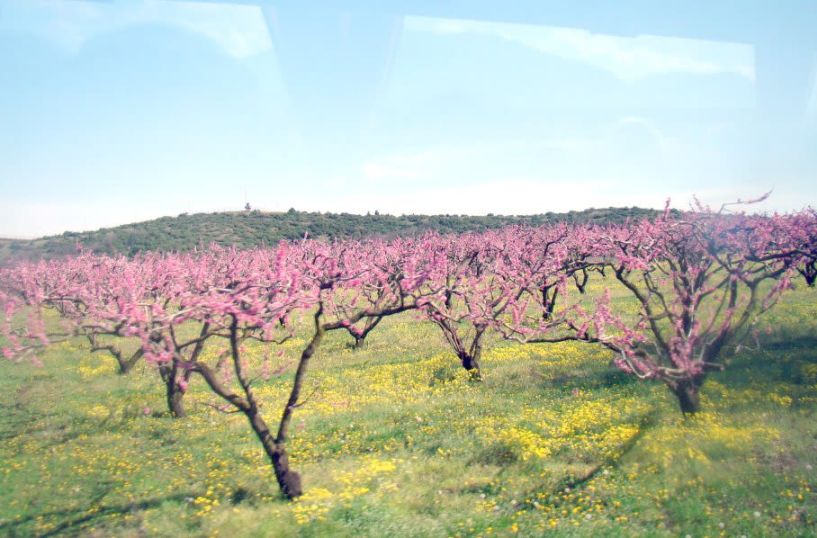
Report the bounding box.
[1,285,816,537]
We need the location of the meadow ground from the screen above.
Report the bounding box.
[1,285,816,537]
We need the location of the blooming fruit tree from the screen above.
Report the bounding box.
[570,204,798,414]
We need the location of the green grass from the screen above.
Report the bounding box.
[1,286,816,537]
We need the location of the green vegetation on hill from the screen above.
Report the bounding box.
[0,207,664,263]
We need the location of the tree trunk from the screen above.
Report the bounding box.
[271,444,302,499]
[87,334,143,375]
[167,380,186,418]
[349,316,382,350]
[159,364,187,418]
[454,329,485,380]
[117,358,133,375]
[458,347,482,379]
[541,286,558,320]
[799,262,816,287]
[117,348,144,375]
[191,359,303,500]
[460,353,478,372]
[271,308,325,499]
[671,377,704,415]
[246,409,303,498]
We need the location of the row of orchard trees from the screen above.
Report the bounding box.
[1,202,816,499]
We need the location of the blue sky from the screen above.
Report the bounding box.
[1,0,816,238]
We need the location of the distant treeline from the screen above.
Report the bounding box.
[0,206,667,263]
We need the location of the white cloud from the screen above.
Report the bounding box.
[2,0,272,58]
[361,150,443,182]
[330,181,710,216]
[406,16,754,82]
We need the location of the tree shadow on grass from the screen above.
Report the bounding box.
[718,333,817,386]
[536,365,640,394]
[515,410,657,512]
[0,490,198,537]
[758,333,817,354]
[0,413,144,454]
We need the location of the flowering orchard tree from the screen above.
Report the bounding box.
[138,239,427,499]
[494,225,602,344]
[0,253,158,374]
[413,229,529,377]
[1,240,430,500]
[796,209,817,286]
[0,250,229,415]
[525,224,600,321]
[749,208,817,287]
[137,244,318,497]
[1,263,63,365]
[323,237,431,349]
[115,247,305,418]
[569,205,798,414]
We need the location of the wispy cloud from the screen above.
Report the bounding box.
[302,179,764,217]
[2,0,272,58]
[406,16,754,81]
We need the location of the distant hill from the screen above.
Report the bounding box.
[0,207,665,264]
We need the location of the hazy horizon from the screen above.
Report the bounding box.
[1,203,660,240]
[3,199,809,242]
